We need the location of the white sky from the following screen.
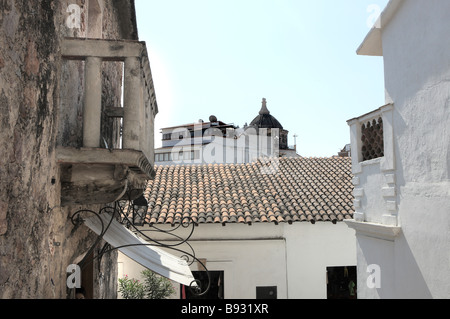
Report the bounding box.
[135,0,390,157]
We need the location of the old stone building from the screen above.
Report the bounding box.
[0,0,157,299]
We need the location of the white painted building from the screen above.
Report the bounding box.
[118,157,357,299]
[346,0,450,299]
[154,99,299,166]
[119,222,356,299]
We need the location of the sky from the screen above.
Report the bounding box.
[135,0,390,157]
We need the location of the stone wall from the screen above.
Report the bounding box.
[0,0,137,299]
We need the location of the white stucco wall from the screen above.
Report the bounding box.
[383,0,450,299]
[350,0,450,299]
[284,222,357,299]
[118,222,356,299]
[118,238,288,299]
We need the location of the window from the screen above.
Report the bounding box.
[361,117,384,161]
[326,266,357,299]
[256,286,277,299]
[172,151,182,161]
[181,271,224,299]
[155,153,173,162]
[348,104,394,171]
[156,150,200,162]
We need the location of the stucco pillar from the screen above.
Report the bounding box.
[84,57,102,148]
[123,57,142,150]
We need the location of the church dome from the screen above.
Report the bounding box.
[250,98,284,130]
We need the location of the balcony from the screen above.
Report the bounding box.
[346,103,398,228]
[57,38,158,206]
[347,103,394,173]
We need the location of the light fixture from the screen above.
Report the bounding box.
[131,194,148,227]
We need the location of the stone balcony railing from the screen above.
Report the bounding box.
[346,103,400,235]
[347,103,394,174]
[57,38,158,206]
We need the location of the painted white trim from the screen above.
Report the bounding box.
[344,220,401,241]
[357,0,405,56]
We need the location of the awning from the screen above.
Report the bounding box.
[84,213,196,287]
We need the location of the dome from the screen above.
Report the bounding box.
[250,98,284,130]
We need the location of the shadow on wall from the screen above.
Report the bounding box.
[448,128,450,179]
[393,235,432,299]
[358,233,432,299]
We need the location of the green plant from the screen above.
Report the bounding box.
[118,275,145,299]
[118,270,175,299]
[141,269,175,299]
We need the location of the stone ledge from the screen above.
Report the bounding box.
[344,219,402,241]
[56,147,155,179]
[56,147,155,205]
[61,37,145,60]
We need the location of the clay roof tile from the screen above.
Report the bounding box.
[141,157,354,226]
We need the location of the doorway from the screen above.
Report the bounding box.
[326,266,357,299]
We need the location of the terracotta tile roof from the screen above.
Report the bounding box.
[142,157,354,226]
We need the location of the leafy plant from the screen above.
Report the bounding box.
[118,270,175,299]
[118,275,145,299]
[141,269,175,299]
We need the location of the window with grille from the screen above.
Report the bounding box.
[361,117,384,161]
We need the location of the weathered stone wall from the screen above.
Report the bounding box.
[0,0,137,299]
[57,0,127,150]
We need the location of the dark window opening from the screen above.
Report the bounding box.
[181,271,224,299]
[361,117,384,161]
[256,286,277,299]
[327,266,357,299]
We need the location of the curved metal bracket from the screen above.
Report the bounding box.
[69,191,211,297]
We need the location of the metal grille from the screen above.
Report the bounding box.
[361,117,384,161]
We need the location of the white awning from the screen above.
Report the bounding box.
[84,213,196,287]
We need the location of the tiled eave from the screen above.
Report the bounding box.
[139,157,355,227]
